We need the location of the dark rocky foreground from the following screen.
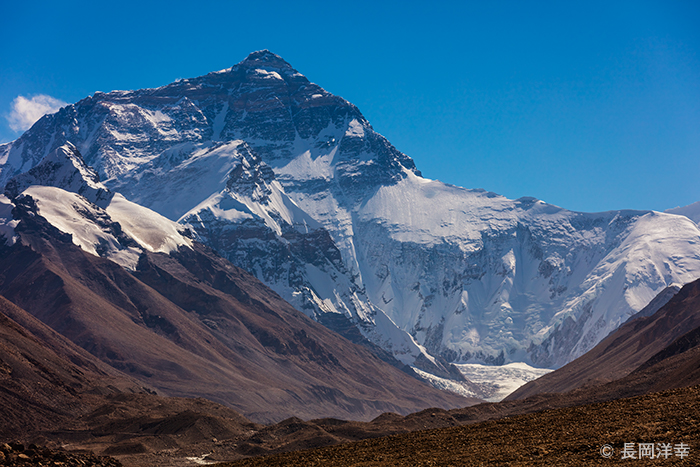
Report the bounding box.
[0,442,120,466]
[5,384,697,466]
[220,384,699,466]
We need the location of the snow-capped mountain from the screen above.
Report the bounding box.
[2,50,700,374]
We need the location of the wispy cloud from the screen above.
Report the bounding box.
[6,95,67,133]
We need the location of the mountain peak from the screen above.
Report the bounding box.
[238,49,292,70]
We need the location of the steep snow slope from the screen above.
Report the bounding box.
[5,142,111,207]
[666,201,700,226]
[2,51,700,375]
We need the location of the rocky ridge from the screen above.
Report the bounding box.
[0,443,121,467]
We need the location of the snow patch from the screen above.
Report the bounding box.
[182,192,254,223]
[106,193,192,254]
[147,110,172,124]
[20,186,191,269]
[23,186,143,269]
[253,69,283,80]
[345,119,364,138]
[275,149,336,182]
[184,455,216,465]
[0,194,18,245]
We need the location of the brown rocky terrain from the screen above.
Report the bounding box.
[0,442,121,466]
[222,384,700,466]
[0,294,146,439]
[0,293,262,465]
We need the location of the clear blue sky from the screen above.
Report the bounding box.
[1,0,699,213]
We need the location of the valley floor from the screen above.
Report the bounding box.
[219,384,699,467]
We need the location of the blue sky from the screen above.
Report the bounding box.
[1,0,698,213]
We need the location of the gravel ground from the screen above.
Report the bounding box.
[221,385,699,466]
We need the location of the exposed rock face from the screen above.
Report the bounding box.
[2,50,700,374]
[4,142,112,208]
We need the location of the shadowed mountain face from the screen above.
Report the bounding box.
[507,277,700,400]
[0,294,138,439]
[2,51,699,376]
[0,188,474,424]
[0,294,265,464]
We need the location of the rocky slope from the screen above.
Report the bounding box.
[224,385,700,467]
[2,50,700,376]
[0,294,143,439]
[0,295,259,466]
[0,443,121,467]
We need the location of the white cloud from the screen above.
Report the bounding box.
[6,95,67,133]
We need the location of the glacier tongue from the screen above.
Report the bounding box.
[454,362,553,402]
[2,50,700,384]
